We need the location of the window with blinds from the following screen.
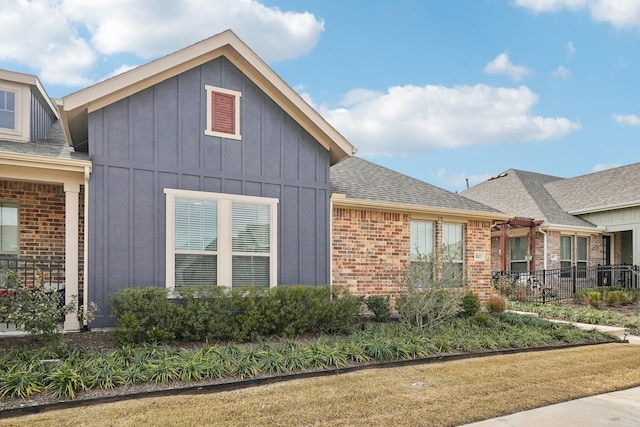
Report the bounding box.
[165,189,277,289]
[174,199,218,287]
[231,203,270,286]
[204,85,241,140]
[442,223,464,281]
[0,90,15,130]
[0,202,18,254]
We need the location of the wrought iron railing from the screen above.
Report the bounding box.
[492,264,639,304]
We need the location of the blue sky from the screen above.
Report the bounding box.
[1,0,638,192]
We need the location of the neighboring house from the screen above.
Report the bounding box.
[330,157,511,302]
[0,70,92,331]
[461,166,640,276]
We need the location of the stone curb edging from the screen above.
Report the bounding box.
[0,339,620,420]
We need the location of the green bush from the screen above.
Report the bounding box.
[364,295,392,322]
[460,291,480,317]
[109,285,361,344]
[109,287,183,345]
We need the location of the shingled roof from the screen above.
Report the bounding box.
[330,157,503,215]
[546,162,640,214]
[0,120,89,162]
[460,168,600,229]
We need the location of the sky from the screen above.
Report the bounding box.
[1,0,639,193]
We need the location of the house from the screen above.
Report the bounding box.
[330,157,510,302]
[0,70,91,331]
[461,165,640,279]
[2,30,510,331]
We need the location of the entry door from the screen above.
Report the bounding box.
[602,235,611,265]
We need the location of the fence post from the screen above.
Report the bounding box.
[572,265,577,295]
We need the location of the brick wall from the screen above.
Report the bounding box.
[331,207,494,302]
[332,208,410,298]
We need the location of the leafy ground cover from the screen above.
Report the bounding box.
[509,300,640,335]
[1,344,638,427]
[0,312,614,414]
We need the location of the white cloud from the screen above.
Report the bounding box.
[0,0,95,86]
[515,0,640,29]
[592,163,622,172]
[514,0,587,12]
[566,41,576,58]
[319,84,581,156]
[484,53,531,81]
[552,65,571,79]
[62,0,324,61]
[612,113,640,126]
[0,0,324,86]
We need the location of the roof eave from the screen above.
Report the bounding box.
[568,200,640,215]
[331,194,512,221]
[61,30,354,163]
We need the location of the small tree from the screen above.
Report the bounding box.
[395,252,465,331]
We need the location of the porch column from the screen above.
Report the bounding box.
[64,182,80,332]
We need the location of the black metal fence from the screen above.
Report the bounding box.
[0,257,66,327]
[492,264,640,304]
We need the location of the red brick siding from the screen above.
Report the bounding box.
[331,207,494,302]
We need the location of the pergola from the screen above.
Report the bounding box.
[493,217,544,272]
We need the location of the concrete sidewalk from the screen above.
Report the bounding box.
[461,386,640,426]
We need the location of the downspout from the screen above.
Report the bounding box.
[538,227,548,270]
[82,166,90,329]
[329,196,333,292]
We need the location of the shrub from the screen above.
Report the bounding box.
[486,294,506,313]
[1,269,69,341]
[364,295,392,322]
[461,291,481,317]
[603,290,628,307]
[586,291,601,309]
[109,285,361,344]
[395,254,464,331]
[109,287,183,345]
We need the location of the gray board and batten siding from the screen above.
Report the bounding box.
[88,57,331,326]
[30,88,56,141]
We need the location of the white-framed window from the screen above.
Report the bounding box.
[0,90,15,130]
[576,236,588,277]
[0,202,18,254]
[442,223,464,280]
[509,236,528,273]
[410,220,434,263]
[204,85,241,140]
[165,189,277,289]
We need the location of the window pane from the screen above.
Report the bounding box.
[175,254,217,286]
[0,91,15,129]
[510,236,528,261]
[232,255,269,287]
[232,203,270,253]
[0,204,18,252]
[577,237,587,261]
[410,221,433,260]
[175,199,217,251]
[442,223,463,261]
[560,236,572,260]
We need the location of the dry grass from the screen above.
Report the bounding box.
[2,344,639,427]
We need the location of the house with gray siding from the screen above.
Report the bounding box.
[56,30,355,327]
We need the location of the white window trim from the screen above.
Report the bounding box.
[165,189,278,290]
[204,85,242,140]
[0,83,28,141]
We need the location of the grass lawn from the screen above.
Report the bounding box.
[1,343,639,427]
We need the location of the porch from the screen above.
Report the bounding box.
[492,264,640,304]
